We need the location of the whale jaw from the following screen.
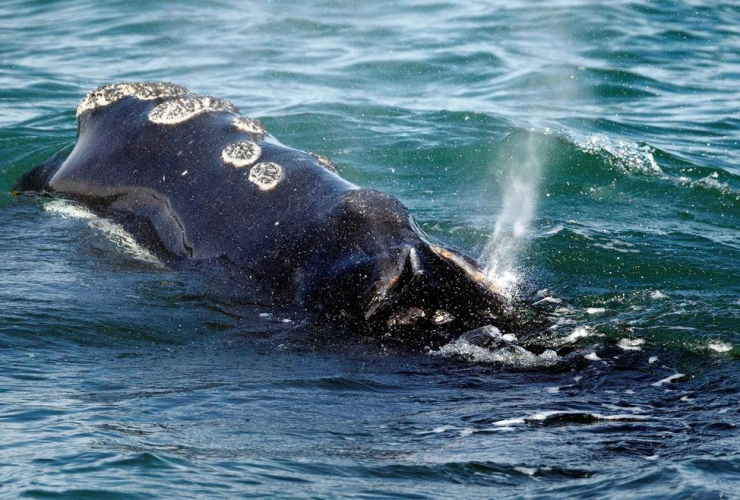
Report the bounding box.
[307,240,522,342]
[363,243,519,340]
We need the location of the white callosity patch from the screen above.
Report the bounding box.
[248,162,284,190]
[149,95,238,125]
[309,152,338,173]
[432,310,454,325]
[222,141,262,168]
[232,116,267,137]
[76,82,190,118]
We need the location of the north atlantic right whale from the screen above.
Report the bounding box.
[15,82,533,342]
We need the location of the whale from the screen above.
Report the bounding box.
[15,82,530,342]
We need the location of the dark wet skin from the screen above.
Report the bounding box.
[16,83,535,342]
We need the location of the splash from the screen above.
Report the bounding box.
[574,132,662,175]
[429,325,559,367]
[481,132,545,296]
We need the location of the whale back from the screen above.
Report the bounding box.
[44,83,357,276]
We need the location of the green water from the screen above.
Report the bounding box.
[1,1,739,498]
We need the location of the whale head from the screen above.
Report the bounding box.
[302,189,533,342]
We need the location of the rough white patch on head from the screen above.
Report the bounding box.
[432,310,454,325]
[248,162,284,190]
[309,152,338,173]
[222,141,262,168]
[148,95,238,125]
[232,116,266,136]
[76,82,189,118]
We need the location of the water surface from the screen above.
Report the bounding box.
[1,1,739,498]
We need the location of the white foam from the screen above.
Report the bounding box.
[44,199,163,267]
[429,337,560,367]
[586,307,606,315]
[652,373,686,387]
[693,172,732,194]
[514,467,537,476]
[431,425,455,434]
[44,198,95,220]
[575,133,662,175]
[543,225,564,236]
[501,333,518,343]
[618,338,645,351]
[491,410,650,428]
[602,403,645,413]
[563,326,591,343]
[707,342,732,353]
[533,296,562,306]
[650,290,667,300]
[593,240,640,254]
[492,417,526,427]
[584,352,601,361]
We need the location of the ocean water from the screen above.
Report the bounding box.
[1,0,740,498]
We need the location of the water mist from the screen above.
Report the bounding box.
[481,132,545,297]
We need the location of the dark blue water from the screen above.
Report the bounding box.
[2,1,740,498]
